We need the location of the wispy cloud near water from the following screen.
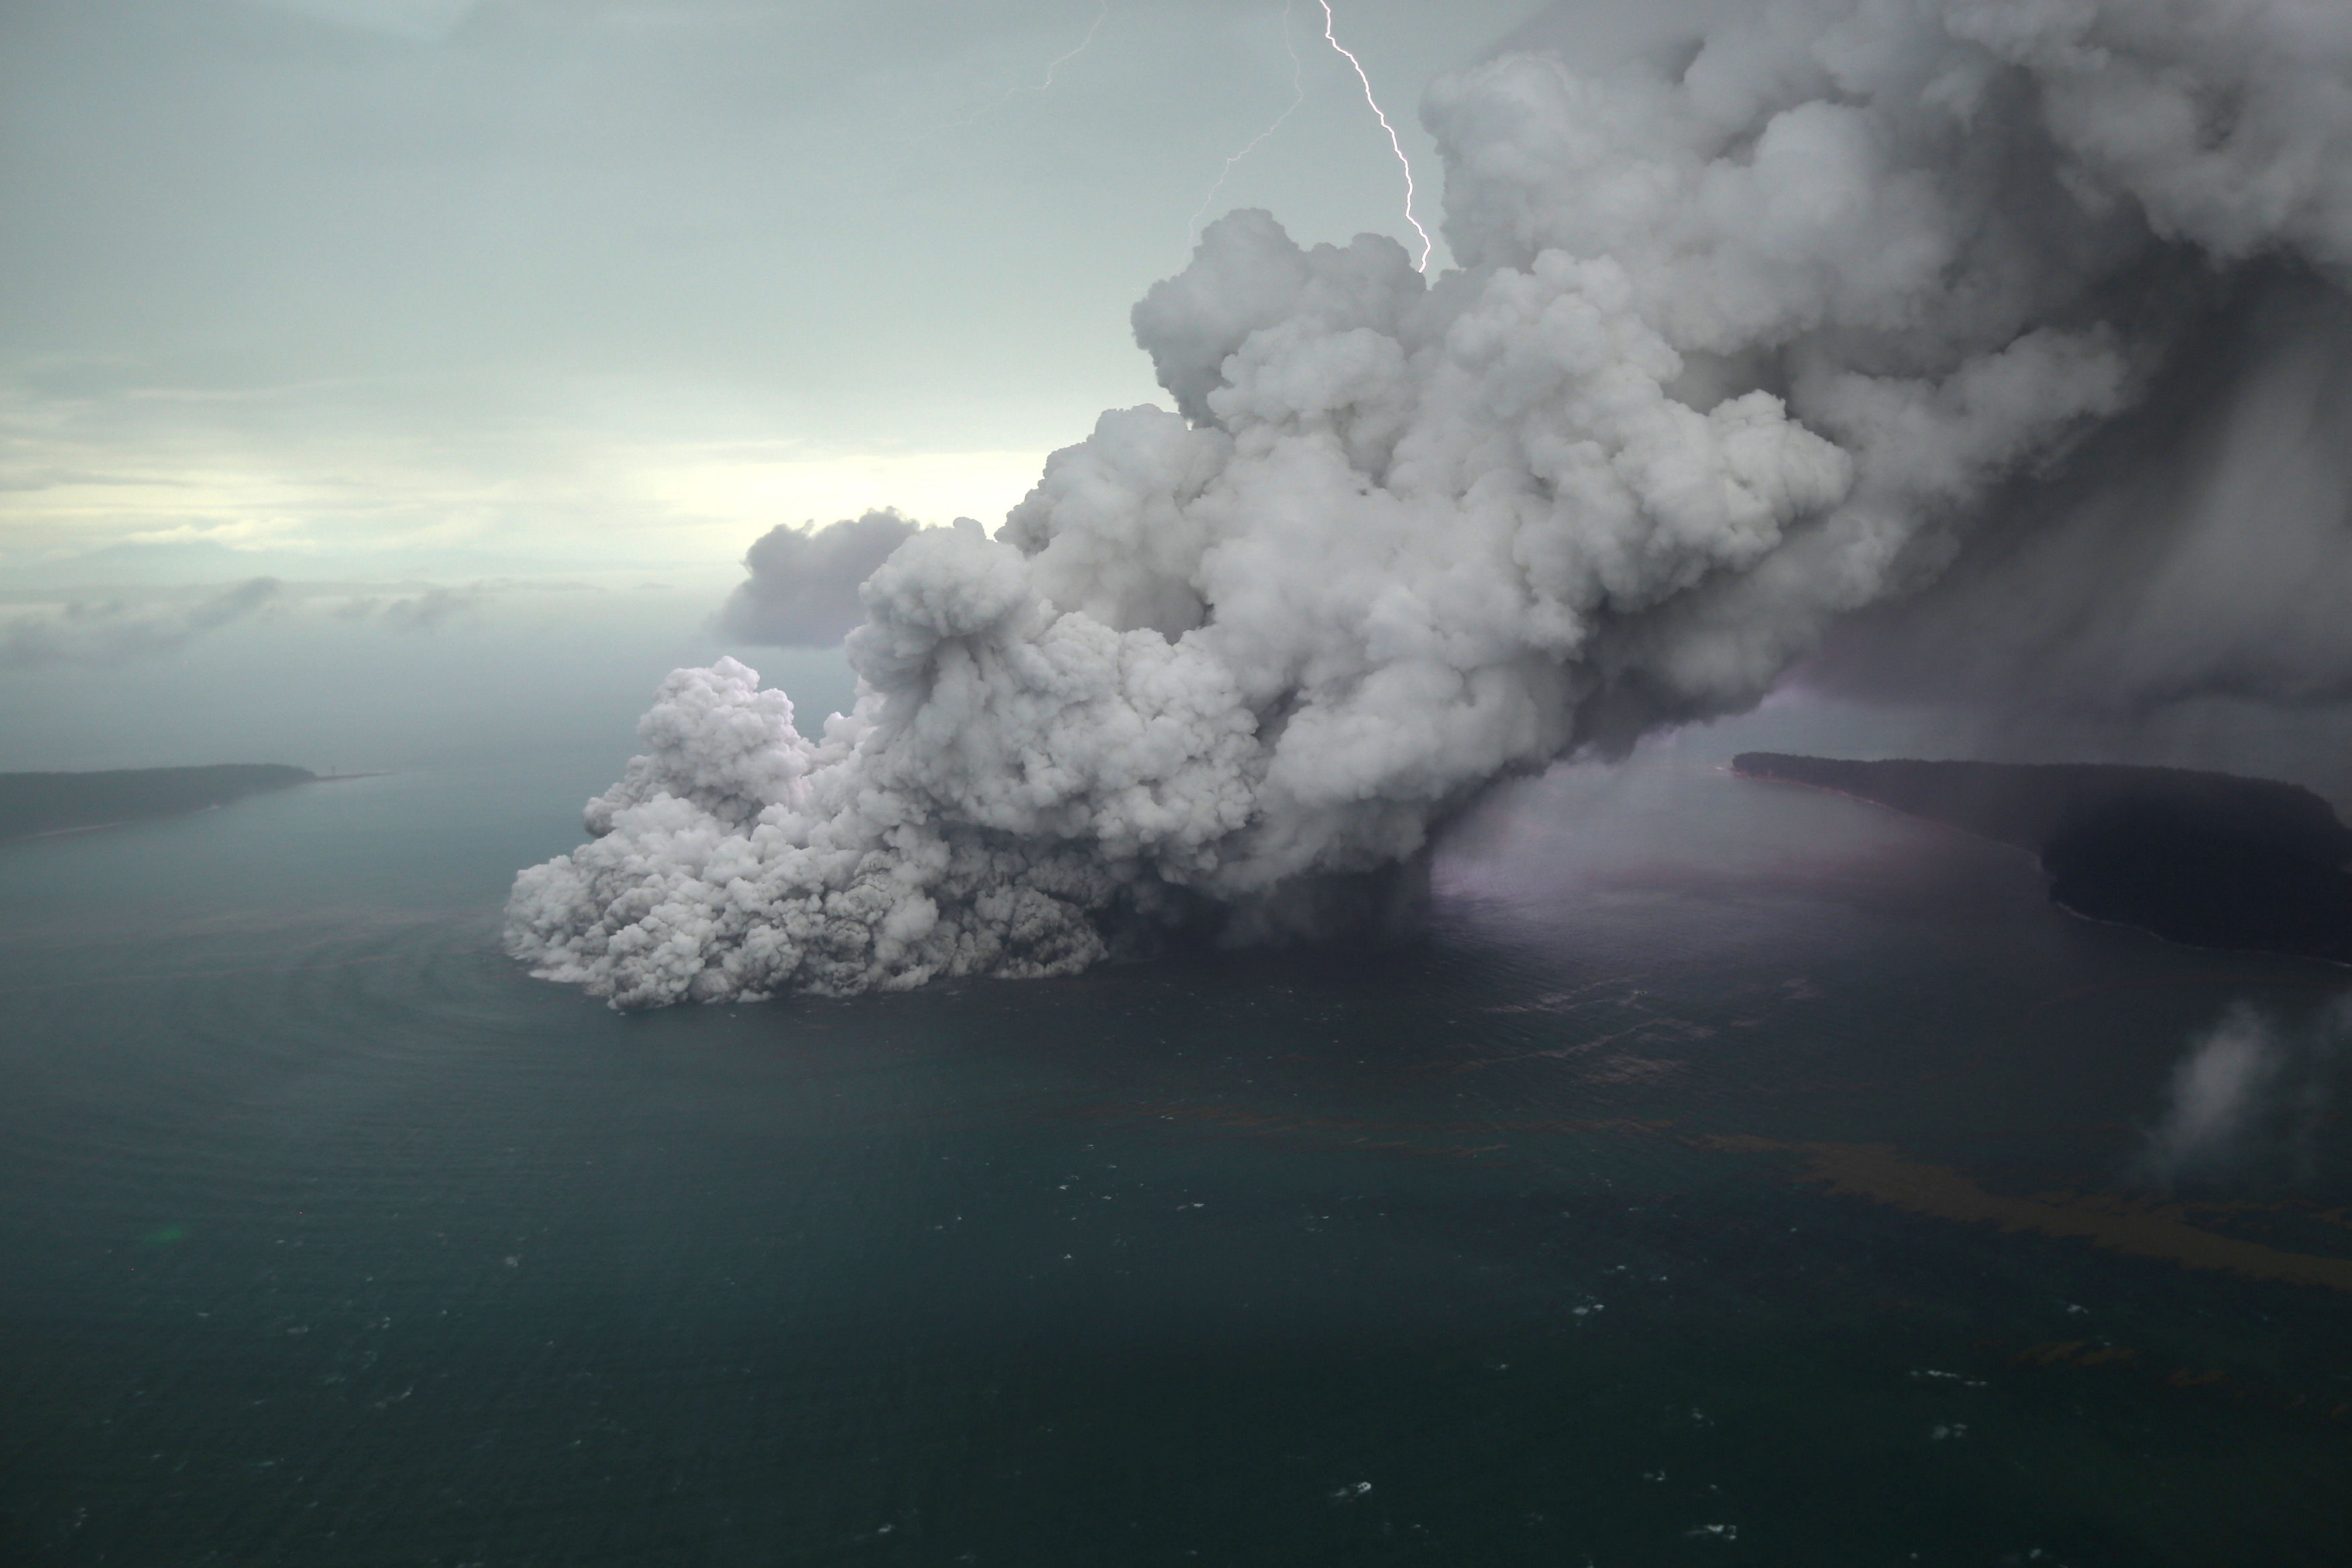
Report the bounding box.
[0,578,282,670]
[2141,999,2347,1188]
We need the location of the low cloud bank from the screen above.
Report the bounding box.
[510,0,2352,1007]
[0,578,281,669]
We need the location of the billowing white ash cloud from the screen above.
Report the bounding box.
[510,0,2352,1008]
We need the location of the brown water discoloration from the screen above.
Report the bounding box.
[1077,1101,1671,1166]
[1085,1102,1670,1138]
[1073,1100,2352,1295]
[1994,1338,2350,1424]
[1706,1135,2352,1293]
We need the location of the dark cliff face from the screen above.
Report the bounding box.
[1732,753,2352,964]
[0,765,315,841]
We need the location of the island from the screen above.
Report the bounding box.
[0,765,320,842]
[1732,752,2352,963]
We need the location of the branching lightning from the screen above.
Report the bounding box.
[1316,0,1430,271]
[939,0,1110,128]
[939,0,1427,271]
[1188,1,1305,249]
[1028,0,1110,95]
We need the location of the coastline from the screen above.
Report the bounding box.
[0,764,336,843]
[1730,753,2352,967]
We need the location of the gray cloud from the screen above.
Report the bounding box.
[1798,271,2352,715]
[714,511,925,648]
[0,577,282,668]
[0,0,1547,576]
[378,584,489,631]
[327,579,603,629]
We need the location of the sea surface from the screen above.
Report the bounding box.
[3,746,2349,1566]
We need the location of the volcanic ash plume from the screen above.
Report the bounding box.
[508,0,2352,1006]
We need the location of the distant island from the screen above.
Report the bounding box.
[1732,752,2352,963]
[0,765,321,842]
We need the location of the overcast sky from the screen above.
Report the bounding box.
[1,0,1570,582]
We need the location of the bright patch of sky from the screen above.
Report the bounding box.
[1,0,1551,584]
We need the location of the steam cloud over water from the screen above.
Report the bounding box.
[509,0,2352,1007]
[2141,1000,2347,1186]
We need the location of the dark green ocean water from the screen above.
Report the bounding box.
[3,754,2347,1566]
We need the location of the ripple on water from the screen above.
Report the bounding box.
[1,765,2348,1565]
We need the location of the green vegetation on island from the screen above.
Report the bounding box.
[0,765,318,842]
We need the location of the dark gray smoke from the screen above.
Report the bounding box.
[716,510,926,648]
[510,0,2352,1007]
[1800,271,2352,714]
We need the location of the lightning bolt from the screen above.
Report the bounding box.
[1316,0,1431,271]
[1189,1,1306,248]
[938,1,1110,128]
[1028,0,1110,94]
